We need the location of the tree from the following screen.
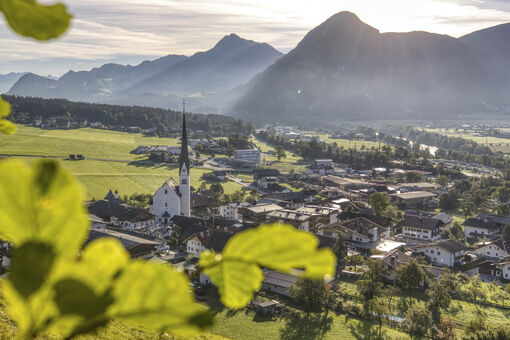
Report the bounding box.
[289,278,330,312]
[436,175,449,187]
[465,275,486,309]
[493,186,510,203]
[368,192,390,216]
[460,199,477,218]
[275,145,286,162]
[371,298,389,339]
[396,259,428,291]
[403,304,432,339]
[209,182,224,198]
[347,253,364,271]
[332,235,347,269]
[356,259,388,313]
[226,144,235,158]
[439,190,459,211]
[426,278,452,323]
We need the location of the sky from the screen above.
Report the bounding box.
[1,0,510,76]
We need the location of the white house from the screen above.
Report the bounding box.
[473,237,509,260]
[150,109,191,224]
[494,261,510,281]
[219,202,250,220]
[401,214,444,241]
[411,239,468,267]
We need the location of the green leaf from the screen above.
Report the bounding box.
[199,223,336,309]
[0,0,71,40]
[9,242,55,298]
[0,160,89,257]
[108,261,213,334]
[0,97,10,118]
[200,252,263,308]
[54,279,113,319]
[0,97,15,134]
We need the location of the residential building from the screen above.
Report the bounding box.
[390,191,437,209]
[411,239,469,267]
[473,237,509,260]
[237,203,282,223]
[87,227,160,259]
[219,202,250,220]
[267,209,314,231]
[184,229,231,256]
[464,213,510,241]
[400,213,444,241]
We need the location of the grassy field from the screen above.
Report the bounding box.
[315,134,386,150]
[251,137,308,173]
[0,126,244,200]
[424,128,510,153]
[205,293,409,340]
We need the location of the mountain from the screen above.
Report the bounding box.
[128,34,283,94]
[461,23,510,61]
[0,72,26,93]
[8,55,187,102]
[233,12,510,123]
[8,34,283,112]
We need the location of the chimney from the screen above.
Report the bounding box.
[391,256,396,267]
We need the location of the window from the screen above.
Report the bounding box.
[437,252,441,255]
[182,179,188,185]
[165,189,168,194]
[165,202,167,208]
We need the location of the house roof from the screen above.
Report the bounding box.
[380,249,411,269]
[266,191,307,202]
[401,214,444,231]
[87,228,160,251]
[412,239,469,254]
[88,200,154,222]
[268,209,313,221]
[463,217,499,230]
[243,203,282,214]
[476,237,510,254]
[314,234,337,249]
[262,269,298,288]
[253,168,280,178]
[392,191,436,200]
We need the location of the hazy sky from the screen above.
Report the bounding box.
[1,0,510,76]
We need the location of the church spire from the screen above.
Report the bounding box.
[179,99,190,175]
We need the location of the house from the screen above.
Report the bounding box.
[185,229,231,256]
[398,182,437,193]
[343,217,390,240]
[372,249,411,281]
[150,112,191,223]
[88,191,154,231]
[296,205,340,225]
[323,176,372,191]
[473,237,510,260]
[493,261,510,281]
[318,222,375,244]
[405,210,454,229]
[238,203,282,223]
[262,191,311,209]
[234,149,261,164]
[267,209,315,231]
[253,168,281,189]
[411,239,469,267]
[463,213,510,241]
[218,202,251,220]
[261,269,298,297]
[400,213,444,241]
[314,159,334,167]
[87,227,161,259]
[390,191,437,209]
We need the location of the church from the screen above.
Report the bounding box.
[150,105,191,225]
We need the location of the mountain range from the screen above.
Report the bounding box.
[8,34,283,113]
[8,12,510,122]
[0,73,26,93]
[233,12,510,123]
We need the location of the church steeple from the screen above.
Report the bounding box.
[179,99,190,175]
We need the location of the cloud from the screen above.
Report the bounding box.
[0,0,509,75]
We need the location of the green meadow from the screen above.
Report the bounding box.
[0,126,243,200]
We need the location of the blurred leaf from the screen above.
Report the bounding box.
[0,0,71,40]
[9,242,55,298]
[199,224,336,309]
[200,252,262,308]
[108,261,213,334]
[54,279,113,319]
[0,160,89,257]
[0,96,15,134]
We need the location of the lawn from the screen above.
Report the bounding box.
[315,134,386,150]
[0,125,179,160]
[424,128,510,154]
[252,136,308,173]
[1,126,244,200]
[205,292,409,340]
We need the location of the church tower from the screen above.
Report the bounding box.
[179,99,191,217]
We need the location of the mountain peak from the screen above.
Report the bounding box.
[213,33,256,52]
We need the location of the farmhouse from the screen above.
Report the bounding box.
[473,237,510,260]
[390,191,437,209]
